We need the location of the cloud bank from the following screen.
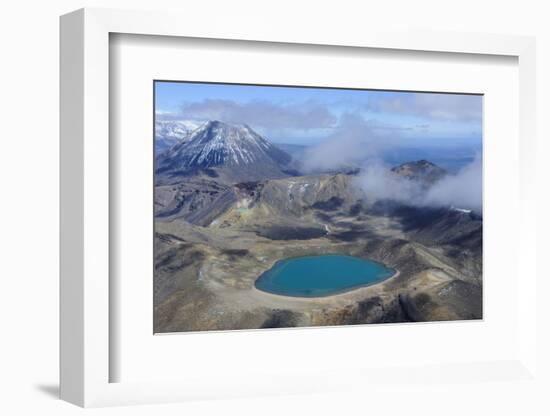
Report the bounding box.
[366,93,482,122]
[300,110,482,213]
[424,154,482,211]
[353,154,482,213]
[300,113,398,172]
[171,99,337,131]
[354,160,424,204]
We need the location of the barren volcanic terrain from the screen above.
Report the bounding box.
[153,121,482,333]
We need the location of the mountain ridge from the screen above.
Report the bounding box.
[155,119,205,152]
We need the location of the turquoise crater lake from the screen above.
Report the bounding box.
[255,254,396,298]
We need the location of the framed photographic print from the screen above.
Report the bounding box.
[153,81,483,334]
[60,7,539,408]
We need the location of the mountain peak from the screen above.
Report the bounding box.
[203,119,227,128]
[194,120,252,138]
[391,160,447,184]
[156,121,291,183]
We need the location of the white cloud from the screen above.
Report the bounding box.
[174,99,337,131]
[300,113,398,172]
[352,154,482,213]
[425,154,482,212]
[367,93,482,122]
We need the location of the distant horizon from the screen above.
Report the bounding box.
[157,117,482,151]
[155,81,483,150]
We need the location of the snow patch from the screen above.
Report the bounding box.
[451,206,472,214]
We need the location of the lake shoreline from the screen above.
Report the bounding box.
[253,254,399,300]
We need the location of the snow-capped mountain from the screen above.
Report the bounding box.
[156,120,292,183]
[155,119,205,153]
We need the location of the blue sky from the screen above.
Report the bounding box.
[155,81,482,148]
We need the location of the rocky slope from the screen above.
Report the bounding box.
[391,159,447,185]
[154,166,482,332]
[153,124,482,332]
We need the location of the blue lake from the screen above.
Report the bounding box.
[255,254,396,297]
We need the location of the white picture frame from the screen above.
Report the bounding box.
[60,7,538,408]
